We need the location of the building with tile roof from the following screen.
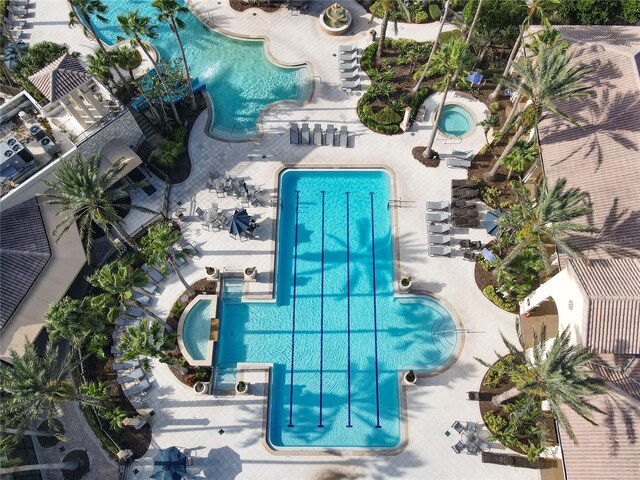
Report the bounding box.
[28,53,93,104]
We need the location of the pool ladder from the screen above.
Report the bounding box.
[387,198,416,209]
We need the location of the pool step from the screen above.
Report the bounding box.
[223,280,244,304]
[215,366,237,389]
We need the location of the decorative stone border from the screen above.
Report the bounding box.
[177,294,218,366]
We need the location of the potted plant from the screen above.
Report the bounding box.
[205,266,219,279]
[193,381,209,395]
[244,266,257,280]
[399,276,412,292]
[235,380,249,395]
[404,370,417,385]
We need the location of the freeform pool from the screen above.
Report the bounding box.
[91,0,310,139]
[218,170,459,449]
[438,104,474,137]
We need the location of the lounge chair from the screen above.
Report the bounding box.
[452,199,475,208]
[115,317,141,327]
[446,157,472,168]
[340,68,359,80]
[426,201,448,211]
[134,293,151,306]
[429,234,451,245]
[451,188,477,199]
[341,77,361,90]
[452,179,478,189]
[116,368,146,385]
[453,207,477,218]
[313,124,323,145]
[300,123,310,144]
[452,150,474,161]
[428,245,451,256]
[123,379,152,398]
[425,211,449,222]
[339,58,358,71]
[8,6,27,17]
[339,126,348,148]
[467,391,494,401]
[453,216,479,227]
[339,51,357,62]
[139,283,158,295]
[427,223,449,234]
[451,441,466,454]
[339,44,357,53]
[195,206,205,217]
[452,420,465,433]
[326,124,335,146]
[126,307,144,318]
[463,250,477,261]
[113,360,140,371]
[289,123,300,144]
[5,18,26,27]
[178,237,200,256]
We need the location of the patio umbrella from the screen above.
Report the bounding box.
[483,209,502,236]
[227,209,252,236]
[149,469,185,480]
[466,71,484,86]
[153,447,186,470]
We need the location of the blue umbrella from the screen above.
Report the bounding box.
[150,469,184,480]
[466,71,484,86]
[227,209,252,237]
[483,209,502,236]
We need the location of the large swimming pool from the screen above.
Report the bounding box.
[218,170,459,449]
[92,0,310,139]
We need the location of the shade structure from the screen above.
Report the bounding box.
[227,209,252,236]
[467,71,484,86]
[483,209,501,236]
[150,469,184,480]
[153,447,187,473]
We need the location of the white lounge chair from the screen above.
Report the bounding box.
[115,317,140,327]
[427,223,449,233]
[339,126,348,148]
[446,157,472,168]
[428,245,452,256]
[139,283,158,295]
[339,58,358,71]
[300,123,310,144]
[123,379,152,397]
[313,124,323,145]
[340,68,359,80]
[425,211,449,222]
[134,293,151,306]
[143,265,164,284]
[426,200,448,211]
[452,150,474,160]
[339,51,357,62]
[341,77,361,90]
[289,123,299,144]
[113,360,140,371]
[429,234,451,245]
[326,124,335,146]
[126,307,144,318]
[117,368,146,385]
[339,44,357,53]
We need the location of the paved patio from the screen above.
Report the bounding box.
[36,1,538,479]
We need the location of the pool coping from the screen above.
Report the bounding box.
[177,294,218,367]
[185,0,315,143]
[225,166,466,455]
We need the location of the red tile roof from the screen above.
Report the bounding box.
[28,53,92,103]
[537,26,640,262]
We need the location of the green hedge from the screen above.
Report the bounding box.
[357,92,401,135]
[483,285,518,312]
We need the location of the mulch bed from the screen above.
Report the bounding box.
[412,146,440,167]
[474,259,499,292]
[62,450,90,480]
[229,0,284,13]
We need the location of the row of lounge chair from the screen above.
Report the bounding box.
[339,45,361,91]
[426,201,453,256]
[451,180,480,227]
[446,150,474,168]
[290,123,350,147]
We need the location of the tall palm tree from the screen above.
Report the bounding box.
[487,45,591,180]
[0,341,102,440]
[68,0,129,89]
[86,49,114,87]
[117,9,181,123]
[497,177,598,270]
[371,0,410,65]
[140,221,195,295]
[44,296,108,352]
[0,460,81,475]
[112,45,142,81]
[413,0,451,93]
[152,0,195,110]
[40,154,154,257]
[478,322,607,443]
[490,0,560,100]
[422,37,474,159]
[449,0,484,85]
[87,259,168,327]
[117,319,176,362]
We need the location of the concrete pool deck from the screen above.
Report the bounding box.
[35,1,538,478]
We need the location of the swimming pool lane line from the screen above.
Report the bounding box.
[318,191,325,429]
[287,190,301,428]
[369,192,382,429]
[346,191,353,428]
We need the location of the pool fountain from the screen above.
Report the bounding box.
[319,3,352,36]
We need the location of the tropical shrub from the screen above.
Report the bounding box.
[153,128,186,170]
[463,0,526,31]
[622,0,640,23]
[557,0,623,25]
[414,10,429,23]
[13,42,77,100]
[428,2,441,20]
[483,285,518,312]
[480,185,502,208]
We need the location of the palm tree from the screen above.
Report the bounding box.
[371,0,410,65]
[39,153,155,257]
[422,37,474,159]
[112,46,142,81]
[490,0,560,100]
[68,0,129,89]
[152,0,195,110]
[487,45,591,180]
[412,0,451,93]
[99,405,127,431]
[0,341,102,440]
[86,49,114,88]
[87,259,168,327]
[1,460,81,475]
[478,322,607,443]
[117,319,176,362]
[497,177,598,271]
[501,141,537,180]
[117,9,181,123]
[140,221,195,295]
[44,296,108,352]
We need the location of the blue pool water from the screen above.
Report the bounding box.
[92,0,310,139]
[218,170,459,449]
[438,104,474,137]
[183,300,211,361]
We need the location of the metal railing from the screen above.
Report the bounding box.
[73,106,127,146]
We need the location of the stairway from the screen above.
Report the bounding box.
[129,108,161,147]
